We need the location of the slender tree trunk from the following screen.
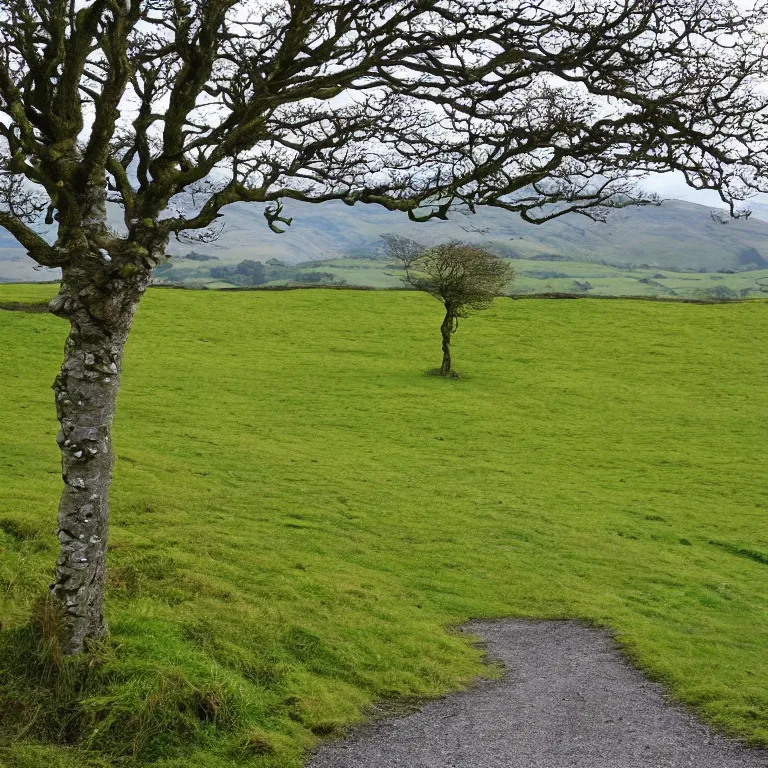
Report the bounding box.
[48,265,151,654]
[440,308,454,376]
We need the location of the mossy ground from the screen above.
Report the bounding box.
[1,284,766,766]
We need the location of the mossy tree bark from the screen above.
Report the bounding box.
[48,264,151,654]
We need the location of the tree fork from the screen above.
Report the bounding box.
[49,266,150,654]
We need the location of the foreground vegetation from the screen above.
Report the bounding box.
[1,284,767,767]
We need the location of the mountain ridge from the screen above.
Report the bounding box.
[3,198,768,282]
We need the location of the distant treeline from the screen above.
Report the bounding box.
[199,257,344,287]
[520,252,767,273]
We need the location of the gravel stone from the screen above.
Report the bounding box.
[307,620,768,768]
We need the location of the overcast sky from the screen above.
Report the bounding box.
[642,172,768,208]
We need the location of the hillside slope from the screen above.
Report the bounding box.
[4,198,768,282]
[121,198,768,270]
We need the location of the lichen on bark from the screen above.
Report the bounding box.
[49,264,151,653]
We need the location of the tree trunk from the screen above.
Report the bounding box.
[440,308,454,376]
[48,266,151,654]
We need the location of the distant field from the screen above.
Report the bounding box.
[0,251,59,283]
[150,255,768,299]
[7,197,768,285]
[1,285,767,768]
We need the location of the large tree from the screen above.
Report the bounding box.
[0,0,765,654]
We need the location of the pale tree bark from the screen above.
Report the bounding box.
[48,264,151,654]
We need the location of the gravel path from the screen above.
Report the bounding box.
[307,620,768,768]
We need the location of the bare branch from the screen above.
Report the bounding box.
[0,0,765,265]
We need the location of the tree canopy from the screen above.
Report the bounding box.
[0,0,767,276]
[405,242,515,317]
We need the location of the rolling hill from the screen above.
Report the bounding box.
[4,198,768,283]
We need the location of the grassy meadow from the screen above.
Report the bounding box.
[0,284,767,767]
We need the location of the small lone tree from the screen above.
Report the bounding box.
[394,241,513,376]
[0,0,765,654]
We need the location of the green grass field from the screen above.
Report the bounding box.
[1,284,767,767]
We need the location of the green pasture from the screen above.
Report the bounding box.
[0,284,766,767]
[164,255,768,299]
